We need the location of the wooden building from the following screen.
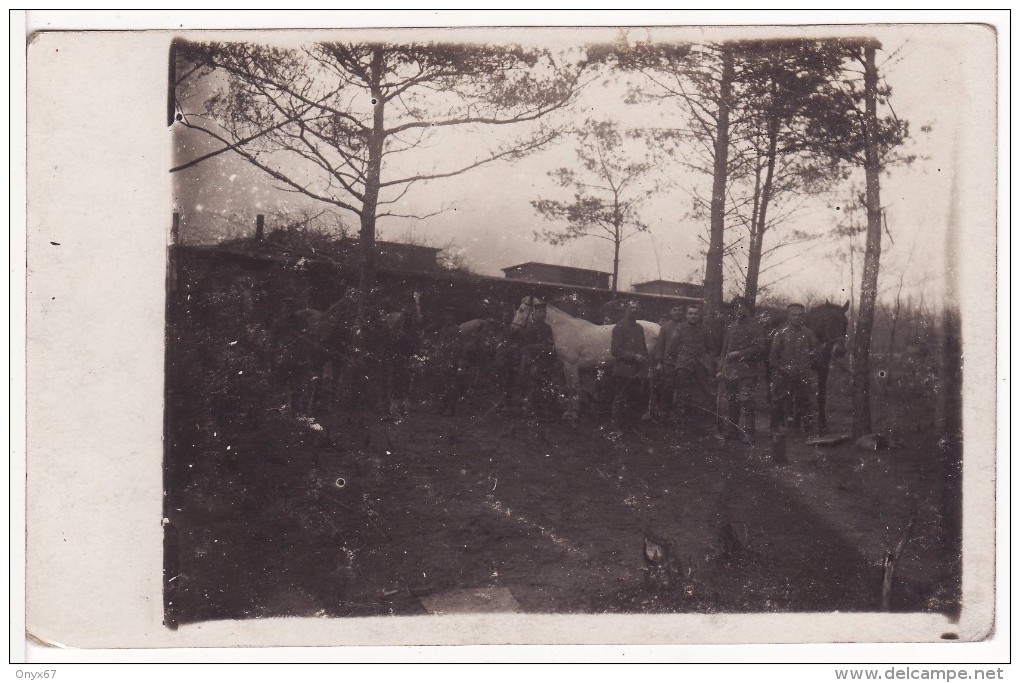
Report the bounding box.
[501,262,611,290]
[631,279,704,299]
[173,244,701,326]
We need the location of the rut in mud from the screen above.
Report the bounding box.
[167,403,951,623]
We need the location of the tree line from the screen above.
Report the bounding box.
[172,35,912,435]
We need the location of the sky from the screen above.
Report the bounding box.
[172,24,994,308]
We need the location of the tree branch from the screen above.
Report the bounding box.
[380,130,558,187]
[180,120,362,215]
[170,100,323,173]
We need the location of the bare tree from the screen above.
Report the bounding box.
[885,236,920,354]
[173,40,585,311]
[808,39,911,436]
[590,39,733,313]
[706,45,736,316]
[726,40,848,306]
[828,190,869,348]
[531,120,659,292]
[598,38,853,310]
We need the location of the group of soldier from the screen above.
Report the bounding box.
[649,296,822,441]
[270,288,823,442]
[604,296,823,440]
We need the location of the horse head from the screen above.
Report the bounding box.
[511,296,542,331]
[809,300,850,356]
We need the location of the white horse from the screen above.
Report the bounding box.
[511,296,660,419]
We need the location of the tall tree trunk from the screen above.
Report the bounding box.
[851,45,882,437]
[358,47,386,320]
[744,233,764,308]
[846,234,857,355]
[937,226,963,615]
[703,46,734,316]
[744,117,779,308]
[744,154,763,300]
[610,196,623,293]
[611,233,621,293]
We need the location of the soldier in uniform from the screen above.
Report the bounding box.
[381,292,423,417]
[769,303,820,434]
[664,304,715,431]
[517,300,558,416]
[717,296,768,443]
[611,300,649,434]
[647,305,686,420]
[497,306,525,411]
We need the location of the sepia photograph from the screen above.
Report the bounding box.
[20,12,1003,658]
[164,25,977,624]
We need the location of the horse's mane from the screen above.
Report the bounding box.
[543,302,601,329]
[809,301,848,314]
[521,297,659,332]
[806,302,849,344]
[294,295,353,339]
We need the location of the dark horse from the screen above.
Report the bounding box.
[756,301,849,432]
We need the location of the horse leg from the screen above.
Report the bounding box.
[643,368,659,421]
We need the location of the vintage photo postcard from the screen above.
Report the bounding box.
[20,14,1002,656]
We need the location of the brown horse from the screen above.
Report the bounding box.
[270,296,353,417]
[806,302,850,431]
[761,301,850,432]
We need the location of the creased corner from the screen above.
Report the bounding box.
[26,631,69,649]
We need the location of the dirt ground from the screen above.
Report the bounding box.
[166,363,959,624]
